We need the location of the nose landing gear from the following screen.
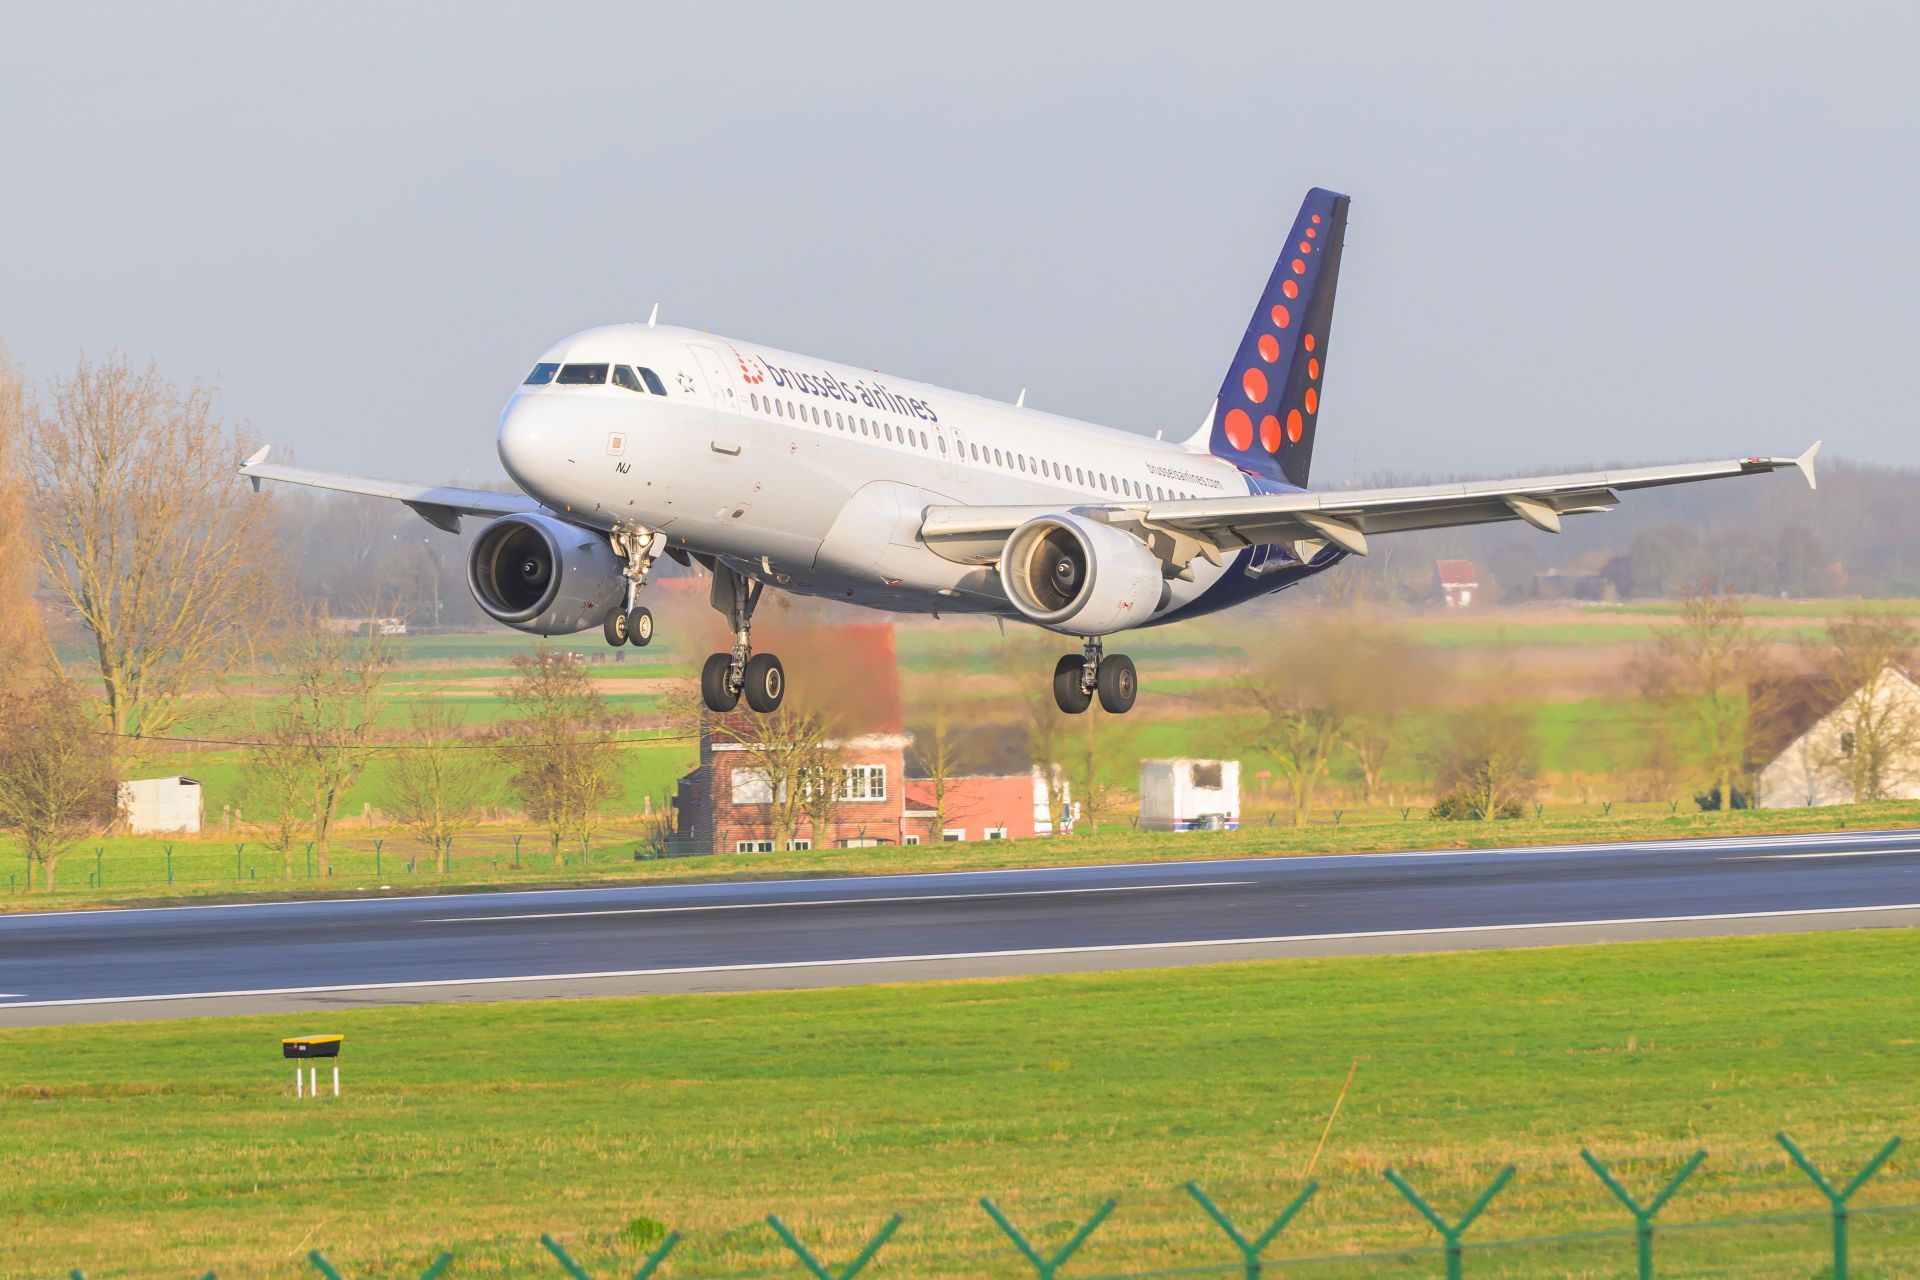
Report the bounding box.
[699,563,785,714]
[603,523,664,649]
[1052,637,1137,715]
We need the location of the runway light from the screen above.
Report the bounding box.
[284,1034,344,1099]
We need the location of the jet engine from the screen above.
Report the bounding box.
[466,513,627,636]
[1000,513,1167,636]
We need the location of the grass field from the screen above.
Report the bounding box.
[7,798,1920,913]
[3,931,1917,1277]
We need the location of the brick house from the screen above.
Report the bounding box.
[1434,559,1481,608]
[671,622,1068,853]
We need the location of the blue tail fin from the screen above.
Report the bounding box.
[1207,187,1349,488]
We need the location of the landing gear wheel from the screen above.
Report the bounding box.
[1052,654,1093,714]
[743,653,786,714]
[1096,653,1138,714]
[626,606,654,647]
[700,653,740,713]
[603,609,628,647]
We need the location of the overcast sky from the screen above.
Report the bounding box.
[3,2,1914,487]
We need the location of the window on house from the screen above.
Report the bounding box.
[785,839,812,851]
[735,840,775,853]
[839,764,887,801]
[730,768,774,805]
[984,827,1009,840]
[904,834,921,846]
[840,837,883,848]
[942,829,966,842]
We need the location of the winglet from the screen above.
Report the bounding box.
[1795,440,1821,490]
[243,445,270,468]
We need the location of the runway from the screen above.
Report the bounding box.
[3,826,1918,1025]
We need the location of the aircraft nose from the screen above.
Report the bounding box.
[497,397,563,500]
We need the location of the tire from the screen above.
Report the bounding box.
[1096,653,1138,714]
[627,606,654,647]
[743,653,786,714]
[1052,654,1092,714]
[602,608,628,647]
[700,652,740,712]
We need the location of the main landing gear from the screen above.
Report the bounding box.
[700,563,785,714]
[1052,637,1137,715]
[602,523,663,649]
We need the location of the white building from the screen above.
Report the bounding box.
[1756,665,1920,808]
[119,776,205,834]
[1139,758,1240,832]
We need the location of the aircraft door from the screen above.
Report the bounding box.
[687,343,742,454]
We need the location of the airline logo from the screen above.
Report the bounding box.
[741,351,942,424]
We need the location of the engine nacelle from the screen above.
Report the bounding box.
[466,513,627,636]
[1001,513,1167,636]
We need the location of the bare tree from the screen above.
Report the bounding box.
[708,706,844,850]
[496,650,621,861]
[245,698,319,872]
[1010,639,1071,833]
[0,679,121,891]
[386,702,493,871]
[1239,625,1350,827]
[1324,618,1426,805]
[25,355,282,745]
[274,609,396,870]
[1641,583,1769,809]
[1811,608,1920,802]
[1428,696,1540,820]
[909,680,976,841]
[0,344,41,682]
[1070,711,1129,834]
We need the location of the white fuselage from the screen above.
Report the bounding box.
[497,324,1257,623]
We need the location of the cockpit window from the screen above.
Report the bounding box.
[523,362,560,385]
[613,365,645,393]
[556,363,609,385]
[638,366,667,395]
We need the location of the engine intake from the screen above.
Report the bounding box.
[1001,514,1166,636]
[466,513,627,636]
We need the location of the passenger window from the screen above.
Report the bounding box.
[638,367,667,395]
[938,437,947,454]
[556,363,608,385]
[884,423,894,442]
[994,449,1004,466]
[523,362,560,385]
[1018,456,1027,472]
[613,365,645,393]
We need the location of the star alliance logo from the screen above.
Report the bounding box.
[676,370,697,394]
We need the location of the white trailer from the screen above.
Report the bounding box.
[1138,759,1240,832]
[119,776,205,834]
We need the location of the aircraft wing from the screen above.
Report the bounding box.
[238,448,540,533]
[919,443,1821,564]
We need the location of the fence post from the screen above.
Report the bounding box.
[166,843,173,886]
[1383,1165,1513,1280]
[1581,1148,1706,1279]
[1777,1132,1902,1280]
[375,839,382,878]
[1186,1180,1317,1279]
[540,1229,679,1279]
[95,846,103,885]
[980,1197,1115,1279]
[766,1213,902,1279]
[309,1250,452,1280]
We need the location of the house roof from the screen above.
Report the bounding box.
[1435,559,1479,586]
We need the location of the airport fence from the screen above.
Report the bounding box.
[59,1132,1913,1279]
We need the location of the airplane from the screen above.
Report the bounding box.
[242,187,1819,716]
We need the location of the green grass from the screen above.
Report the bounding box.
[4,931,1918,1277]
[8,799,1920,913]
